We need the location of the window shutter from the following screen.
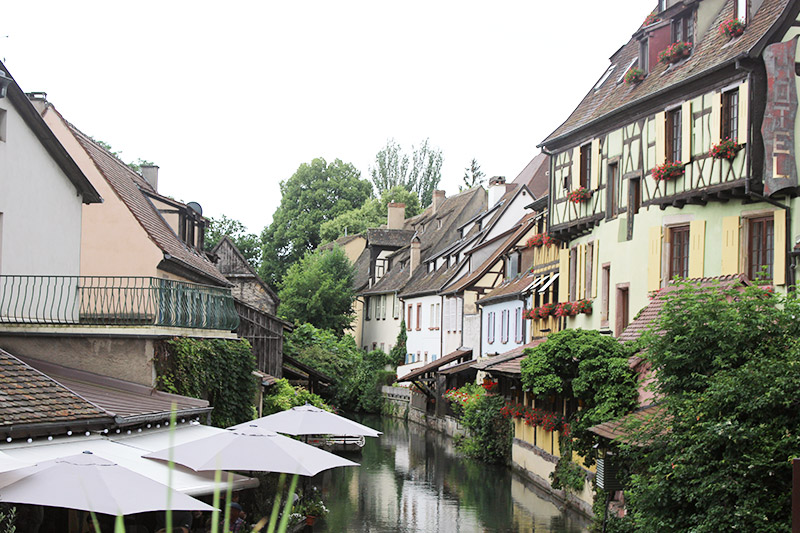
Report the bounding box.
[711,91,722,146]
[577,244,586,299]
[590,139,600,189]
[738,80,749,145]
[648,226,663,291]
[592,239,600,299]
[655,111,666,165]
[688,220,706,278]
[571,147,581,191]
[774,211,786,285]
[721,216,740,275]
[559,249,570,302]
[681,101,692,162]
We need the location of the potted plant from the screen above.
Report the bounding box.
[652,160,685,181]
[294,497,328,526]
[624,67,646,85]
[543,235,559,247]
[643,12,660,26]
[709,138,743,160]
[719,19,745,38]
[576,299,593,314]
[527,233,544,248]
[538,302,556,319]
[658,41,692,64]
[567,186,592,204]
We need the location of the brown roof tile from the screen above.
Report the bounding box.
[477,270,538,305]
[587,404,664,442]
[543,0,792,146]
[397,349,473,382]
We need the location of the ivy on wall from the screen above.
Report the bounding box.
[155,338,258,428]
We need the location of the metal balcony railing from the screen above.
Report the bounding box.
[0,276,239,331]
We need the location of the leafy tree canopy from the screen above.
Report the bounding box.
[260,158,372,286]
[205,214,261,268]
[277,246,355,336]
[616,283,800,533]
[369,138,443,207]
[461,158,486,191]
[319,186,421,243]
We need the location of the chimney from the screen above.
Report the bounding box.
[488,176,507,206]
[387,202,406,230]
[432,190,446,212]
[26,91,48,112]
[140,165,159,191]
[409,235,421,277]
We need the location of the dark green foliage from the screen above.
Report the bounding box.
[319,186,422,243]
[259,158,373,286]
[261,378,330,416]
[619,283,800,532]
[457,392,512,465]
[389,321,408,366]
[278,246,355,336]
[520,329,638,462]
[461,158,485,190]
[550,453,586,493]
[205,214,261,268]
[156,338,257,428]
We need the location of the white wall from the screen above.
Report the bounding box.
[360,292,401,353]
[482,189,532,243]
[442,294,463,355]
[0,98,82,276]
[404,294,441,365]
[481,299,525,358]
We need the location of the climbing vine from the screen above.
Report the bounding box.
[155,337,257,428]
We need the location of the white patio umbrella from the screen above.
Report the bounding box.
[234,404,382,438]
[0,451,216,516]
[0,451,33,473]
[144,425,358,476]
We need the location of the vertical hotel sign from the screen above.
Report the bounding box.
[762,38,798,196]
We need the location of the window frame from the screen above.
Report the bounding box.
[748,216,774,281]
[606,162,619,219]
[668,225,691,279]
[672,11,694,44]
[416,303,422,331]
[722,89,740,142]
[666,107,683,162]
[579,144,591,189]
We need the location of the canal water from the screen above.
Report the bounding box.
[311,415,590,532]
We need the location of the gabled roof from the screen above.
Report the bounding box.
[0,62,101,203]
[65,121,230,286]
[618,274,751,343]
[441,212,538,295]
[397,349,472,382]
[542,0,794,147]
[366,229,415,248]
[212,236,278,302]
[0,349,112,436]
[511,153,550,200]
[476,269,538,306]
[399,258,467,299]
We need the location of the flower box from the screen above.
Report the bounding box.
[526,233,559,248]
[709,138,743,160]
[624,67,646,85]
[719,19,745,38]
[652,161,685,181]
[658,41,692,64]
[643,12,660,26]
[567,186,592,204]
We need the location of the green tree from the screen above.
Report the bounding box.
[277,246,355,336]
[127,158,156,174]
[319,186,422,243]
[260,158,372,286]
[205,214,261,268]
[389,320,408,366]
[369,139,443,207]
[461,158,485,190]
[617,283,800,532]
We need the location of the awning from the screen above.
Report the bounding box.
[538,272,559,293]
[0,424,258,497]
[438,359,478,376]
[397,349,472,382]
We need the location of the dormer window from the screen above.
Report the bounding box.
[672,11,693,44]
[736,0,747,22]
[640,40,650,74]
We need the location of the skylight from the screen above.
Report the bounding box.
[594,65,617,91]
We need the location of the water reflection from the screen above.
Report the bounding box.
[313,415,589,532]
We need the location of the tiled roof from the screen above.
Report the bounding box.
[399,259,466,298]
[587,404,664,443]
[511,153,550,200]
[360,248,411,296]
[352,248,372,292]
[474,339,547,375]
[618,274,750,343]
[397,349,473,382]
[0,349,111,432]
[477,270,538,306]
[366,229,415,248]
[22,357,211,423]
[212,236,278,302]
[543,0,793,146]
[442,213,537,295]
[67,123,230,286]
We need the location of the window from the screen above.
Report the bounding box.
[736,0,747,22]
[616,285,630,337]
[601,264,611,327]
[416,303,422,331]
[580,144,591,188]
[500,310,509,344]
[666,108,682,162]
[749,216,774,280]
[672,12,693,44]
[515,308,523,343]
[669,225,690,279]
[407,305,413,330]
[380,295,386,319]
[722,89,739,142]
[380,343,385,352]
[430,303,435,329]
[507,253,519,278]
[366,297,372,320]
[0,109,7,142]
[569,247,578,301]
[372,342,377,351]
[487,312,495,344]
[586,241,595,296]
[607,163,619,219]
[640,40,649,74]
[435,303,440,329]
[630,178,642,215]
[424,351,428,363]
[450,298,457,331]
[393,294,400,319]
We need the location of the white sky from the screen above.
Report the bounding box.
[2,1,650,234]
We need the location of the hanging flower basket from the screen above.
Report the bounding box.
[624,67,646,85]
[658,41,692,64]
[527,233,544,248]
[719,19,745,38]
[709,138,743,160]
[567,186,592,204]
[652,161,685,181]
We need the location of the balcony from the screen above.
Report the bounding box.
[0,276,239,331]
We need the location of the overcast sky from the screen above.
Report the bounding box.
[2,1,649,234]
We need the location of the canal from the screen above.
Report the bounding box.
[311,415,590,532]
